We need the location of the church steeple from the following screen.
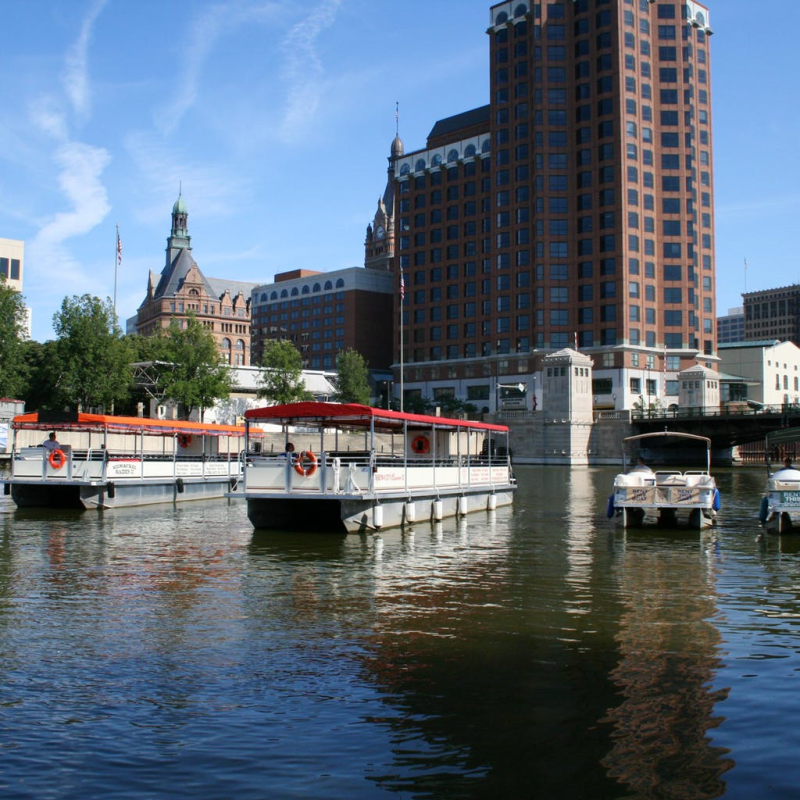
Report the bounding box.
[167,190,191,258]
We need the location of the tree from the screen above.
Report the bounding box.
[334,348,371,405]
[436,395,478,418]
[0,275,28,398]
[158,316,232,420]
[257,340,312,404]
[403,394,433,415]
[51,294,132,411]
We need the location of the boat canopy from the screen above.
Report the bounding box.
[623,430,712,448]
[12,411,252,438]
[244,402,510,434]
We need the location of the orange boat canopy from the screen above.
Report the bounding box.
[12,411,255,438]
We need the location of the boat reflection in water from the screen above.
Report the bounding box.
[600,528,734,796]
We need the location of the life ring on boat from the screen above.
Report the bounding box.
[411,436,430,455]
[178,434,192,449]
[49,449,66,470]
[294,450,318,478]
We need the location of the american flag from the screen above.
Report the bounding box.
[399,270,405,301]
[116,228,122,265]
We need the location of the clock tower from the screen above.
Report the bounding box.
[364,134,403,272]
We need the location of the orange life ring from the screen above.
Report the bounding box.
[49,449,66,470]
[294,450,318,477]
[411,436,430,455]
[178,434,193,449]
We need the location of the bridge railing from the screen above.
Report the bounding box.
[631,405,799,421]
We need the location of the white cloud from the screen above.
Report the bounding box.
[158,0,283,136]
[62,0,107,118]
[278,0,343,141]
[35,142,111,247]
[124,131,253,223]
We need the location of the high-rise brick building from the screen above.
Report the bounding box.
[390,0,716,412]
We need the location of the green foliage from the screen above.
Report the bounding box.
[0,275,28,398]
[157,316,233,420]
[51,294,132,411]
[436,395,478,417]
[19,340,60,411]
[257,340,312,404]
[403,394,433,415]
[334,349,371,405]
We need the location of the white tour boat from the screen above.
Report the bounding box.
[608,431,720,529]
[4,412,251,509]
[235,402,515,533]
[759,428,800,534]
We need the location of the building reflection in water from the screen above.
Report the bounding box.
[600,531,734,797]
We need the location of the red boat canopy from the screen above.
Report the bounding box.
[244,402,509,433]
[12,411,254,438]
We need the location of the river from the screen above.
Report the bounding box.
[0,466,798,799]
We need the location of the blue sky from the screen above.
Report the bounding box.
[2,0,798,342]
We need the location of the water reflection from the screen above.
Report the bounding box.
[1,470,800,798]
[565,467,598,619]
[601,530,734,797]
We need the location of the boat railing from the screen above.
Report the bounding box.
[242,449,513,496]
[12,446,243,482]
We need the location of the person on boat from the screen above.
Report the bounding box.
[278,442,296,462]
[777,456,797,474]
[630,456,653,473]
[42,432,60,451]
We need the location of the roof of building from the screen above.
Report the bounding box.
[718,340,782,349]
[152,248,216,299]
[428,105,490,141]
[206,276,259,300]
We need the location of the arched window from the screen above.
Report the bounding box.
[260,292,268,302]
[324,280,333,290]
[271,291,278,300]
[464,144,477,158]
[313,283,321,292]
[400,163,411,175]
[415,158,426,172]
[221,338,231,349]
[280,289,288,298]
[291,287,299,296]
[301,285,310,295]
[496,11,508,24]
[431,154,442,167]
[481,139,491,153]
[514,3,528,16]
[335,278,345,288]
[447,149,459,163]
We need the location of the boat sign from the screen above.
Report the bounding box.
[779,491,800,506]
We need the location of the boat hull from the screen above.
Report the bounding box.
[9,477,240,510]
[614,505,716,530]
[244,487,515,533]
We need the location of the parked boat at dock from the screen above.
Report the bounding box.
[4,412,250,509]
[608,431,720,529]
[235,402,516,533]
[759,428,800,533]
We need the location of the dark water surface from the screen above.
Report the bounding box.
[0,466,798,798]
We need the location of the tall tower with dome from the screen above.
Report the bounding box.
[364,133,403,272]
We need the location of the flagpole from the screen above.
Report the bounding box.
[744,257,748,294]
[114,225,120,320]
[399,267,404,412]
